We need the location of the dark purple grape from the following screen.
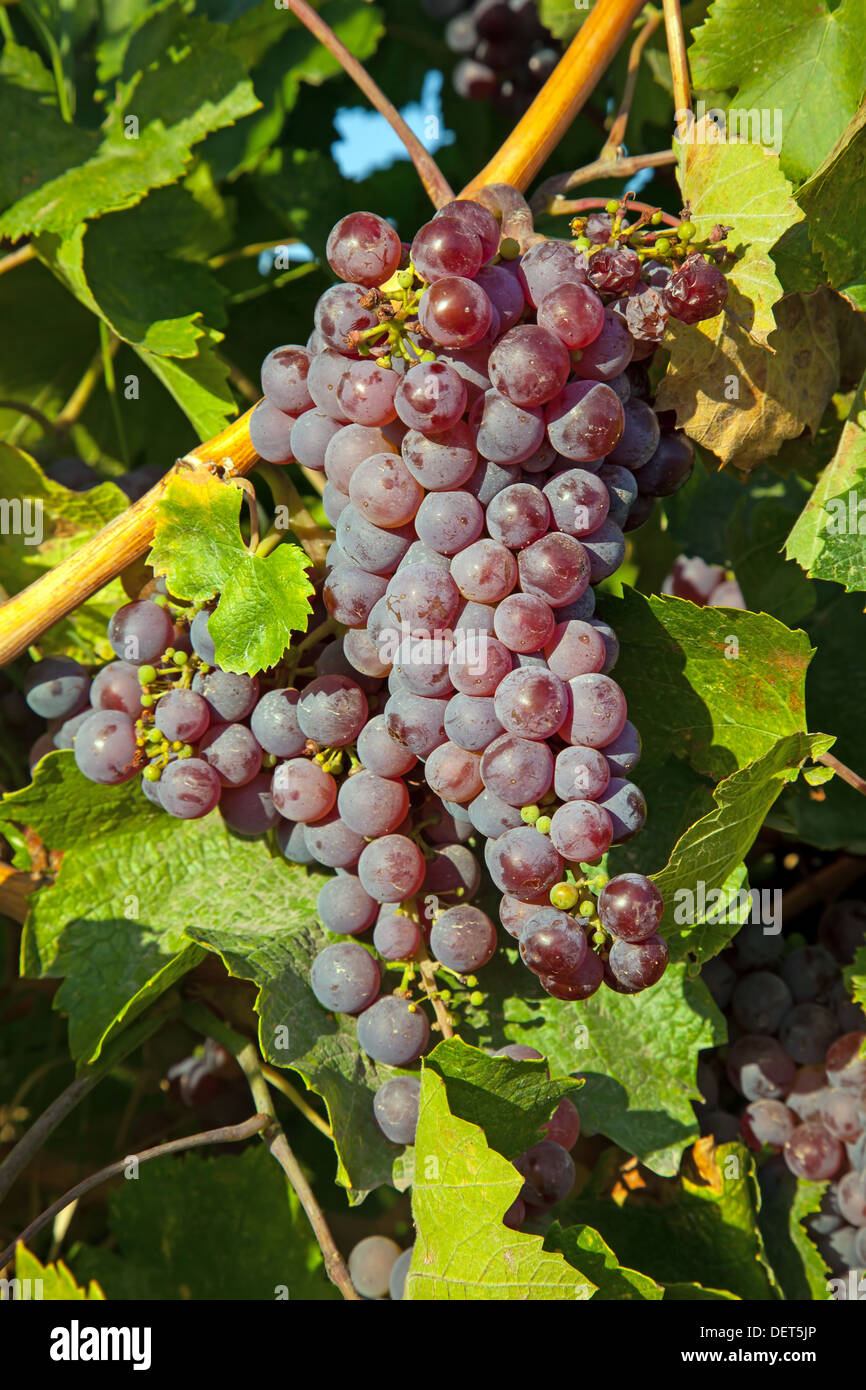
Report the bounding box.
[513,1140,575,1207]
[664,254,728,324]
[374,1076,421,1145]
[608,934,669,991]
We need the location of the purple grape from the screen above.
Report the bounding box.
[356,995,430,1065]
[311,942,380,1014]
[374,1076,421,1145]
[159,757,221,819]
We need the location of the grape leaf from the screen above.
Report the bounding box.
[563,1140,781,1301]
[0,445,129,663]
[185,916,410,1202]
[0,753,321,1070]
[501,963,724,1176]
[656,288,840,471]
[406,1068,596,1300]
[689,0,866,183]
[71,1147,338,1300]
[785,366,866,593]
[654,732,834,962]
[0,81,94,211]
[672,116,805,345]
[796,102,866,311]
[596,588,814,782]
[11,1245,104,1301]
[0,40,56,94]
[149,472,314,674]
[544,1223,664,1300]
[758,1172,832,1302]
[425,1037,583,1159]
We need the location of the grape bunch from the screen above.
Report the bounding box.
[23,192,732,1211]
[423,0,562,114]
[699,901,866,1291]
[355,1040,580,1294]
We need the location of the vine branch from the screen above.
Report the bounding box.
[531,150,677,216]
[0,244,35,278]
[459,0,648,197]
[817,752,866,798]
[0,1114,269,1269]
[0,406,260,666]
[662,0,692,117]
[287,0,454,209]
[604,10,663,156]
[235,1042,360,1300]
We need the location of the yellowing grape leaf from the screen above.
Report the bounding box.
[673,118,805,345]
[656,288,839,471]
[11,1245,105,1301]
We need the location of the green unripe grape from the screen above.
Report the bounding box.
[550,882,580,911]
[654,237,671,255]
[421,350,437,363]
[138,664,157,686]
[575,236,592,251]
[469,991,484,1007]
[678,221,697,241]
[140,693,154,709]
[521,804,541,825]
[173,650,188,667]
[143,764,162,782]
[594,873,610,890]
[605,199,620,215]
[464,975,478,989]
[592,928,607,949]
[535,815,552,835]
[499,237,520,261]
[164,647,175,659]
[439,988,452,1002]
[579,900,597,920]
[651,211,663,226]
[179,745,194,759]
[145,726,162,743]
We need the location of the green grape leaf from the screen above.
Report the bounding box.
[662,1282,739,1300]
[654,733,834,962]
[538,0,593,41]
[796,103,866,311]
[425,1037,583,1158]
[149,472,314,674]
[597,589,814,782]
[185,916,404,1202]
[672,117,805,345]
[657,288,839,472]
[71,1147,338,1300]
[406,1068,596,1300]
[689,0,866,183]
[758,1172,832,1302]
[501,963,724,1177]
[0,445,129,663]
[544,1223,664,1300]
[0,753,319,1069]
[564,1140,781,1301]
[10,1245,105,1301]
[786,366,866,592]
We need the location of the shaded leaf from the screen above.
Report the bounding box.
[502,963,724,1176]
[545,1222,664,1300]
[758,1171,832,1301]
[425,1036,582,1159]
[563,1139,781,1301]
[72,1147,338,1300]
